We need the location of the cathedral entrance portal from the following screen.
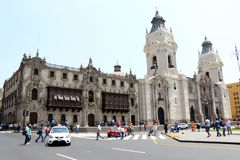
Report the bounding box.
[158,107,164,124]
[190,106,195,122]
[88,114,95,126]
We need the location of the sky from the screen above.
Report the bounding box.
[1,0,240,88]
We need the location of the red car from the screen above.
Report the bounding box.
[107,127,127,137]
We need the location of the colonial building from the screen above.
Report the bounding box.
[0,88,3,123]
[139,11,231,124]
[2,10,232,126]
[226,82,240,120]
[2,53,139,126]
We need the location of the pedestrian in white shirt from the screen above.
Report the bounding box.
[226,119,232,135]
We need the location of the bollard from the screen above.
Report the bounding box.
[192,121,195,132]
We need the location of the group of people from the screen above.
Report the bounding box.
[205,118,232,137]
[23,123,51,145]
[139,120,147,131]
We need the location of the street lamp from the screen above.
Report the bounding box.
[235,45,240,81]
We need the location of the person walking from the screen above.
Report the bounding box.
[226,119,232,135]
[222,120,226,136]
[205,118,211,137]
[24,124,32,145]
[215,118,221,137]
[148,126,153,136]
[75,123,80,133]
[43,124,50,141]
[153,122,159,136]
[164,121,168,134]
[96,124,104,140]
[121,126,125,139]
[174,122,179,133]
[35,124,44,143]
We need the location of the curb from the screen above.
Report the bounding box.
[166,134,240,145]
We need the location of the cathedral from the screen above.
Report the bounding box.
[139,11,232,124]
[1,11,232,126]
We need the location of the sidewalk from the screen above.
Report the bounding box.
[166,129,240,145]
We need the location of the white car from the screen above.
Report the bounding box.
[48,126,71,145]
[178,123,189,130]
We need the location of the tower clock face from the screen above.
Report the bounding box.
[171,69,177,75]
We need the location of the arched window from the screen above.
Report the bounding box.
[174,82,176,90]
[158,93,161,100]
[151,56,158,69]
[34,68,38,75]
[89,91,94,102]
[73,114,78,123]
[206,72,210,78]
[168,55,174,68]
[131,98,134,106]
[32,88,38,100]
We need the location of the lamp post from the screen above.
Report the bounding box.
[235,45,240,81]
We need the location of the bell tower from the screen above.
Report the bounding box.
[198,37,224,83]
[144,10,178,77]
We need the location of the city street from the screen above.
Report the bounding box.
[1,131,240,160]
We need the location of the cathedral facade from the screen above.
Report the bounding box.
[1,11,232,126]
[139,11,232,124]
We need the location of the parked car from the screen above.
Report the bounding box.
[178,123,189,130]
[48,126,71,146]
[170,123,188,131]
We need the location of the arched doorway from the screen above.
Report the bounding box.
[190,106,195,122]
[131,115,135,125]
[205,105,209,119]
[158,107,164,124]
[30,112,38,125]
[88,114,95,126]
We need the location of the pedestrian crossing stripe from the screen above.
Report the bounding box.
[132,135,140,140]
[123,135,132,140]
[71,134,167,141]
[142,134,147,140]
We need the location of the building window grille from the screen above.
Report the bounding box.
[74,74,78,81]
[112,80,115,86]
[130,83,133,88]
[131,98,134,106]
[63,73,67,79]
[50,71,55,78]
[103,79,107,85]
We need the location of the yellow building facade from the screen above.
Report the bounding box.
[227,82,240,120]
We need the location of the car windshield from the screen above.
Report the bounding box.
[51,128,68,133]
